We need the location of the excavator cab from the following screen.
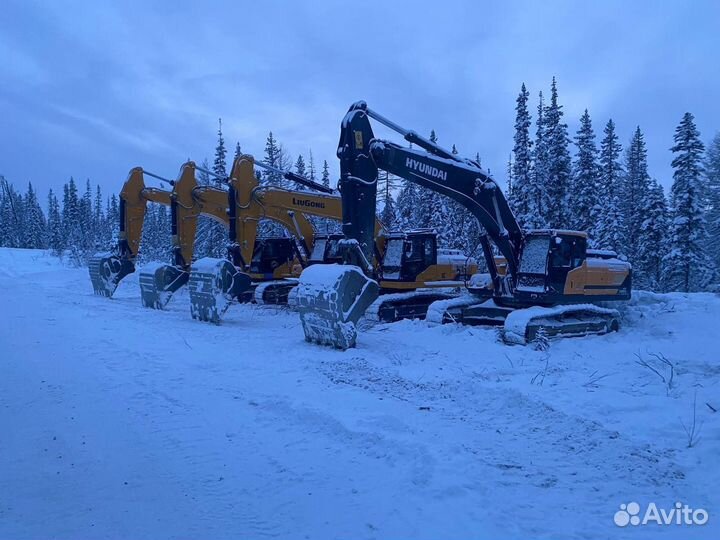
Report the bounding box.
[249,237,301,278]
[515,230,631,304]
[381,231,437,282]
[515,231,585,302]
[308,234,345,265]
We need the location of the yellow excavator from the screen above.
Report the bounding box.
[89,161,320,308]
[91,155,478,323]
[187,154,478,323]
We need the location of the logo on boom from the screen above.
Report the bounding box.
[292,197,326,209]
[406,158,448,181]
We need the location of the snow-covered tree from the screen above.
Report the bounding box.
[591,119,626,254]
[213,119,228,184]
[635,179,668,289]
[377,170,398,228]
[22,182,47,249]
[200,122,230,256]
[663,112,713,292]
[569,110,600,232]
[107,194,119,246]
[294,154,307,190]
[0,178,23,247]
[509,83,536,229]
[531,91,550,229]
[621,127,652,259]
[62,177,82,256]
[543,77,572,228]
[705,133,720,274]
[94,185,104,235]
[47,189,63,253]
[321,160,331,188]
[307,150,317,182]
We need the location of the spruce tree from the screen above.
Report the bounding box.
[532,91,550,228]
[321,160,331,188]
[307,150,317,182]
[509,83,535,228]
[294,154,307,190]
[260,132,287,234]
[205,122,229,256]
[62,177,83,261]
[81,179,94,252]
[377,170,398,228]
[622,127,651,260]
[213,119,228,184]
[543,77,572,228]
[705,133,720,275]
[1,177,23,247]
[569,109,600,233]
[635,179,668,290]
[663,112,713,292]
[592,119,626,254]
[47,189,64,254]
[107,194,119,246]
[263,132,283,185]
[94,185,104,235]
[22,182,47,249]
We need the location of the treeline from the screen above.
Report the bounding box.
[0,176,118,265]
[385,78,720,293]
[2,80,719,292]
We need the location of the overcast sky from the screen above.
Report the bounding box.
[1,0,718,200]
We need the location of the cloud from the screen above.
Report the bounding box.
[0,0,718,199]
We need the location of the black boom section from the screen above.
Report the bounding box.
[336,102,523,279]
[336,105,379,269]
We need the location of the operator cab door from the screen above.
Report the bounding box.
[547,234,586,296]
[401,234,436,282]
[250,238,295,275]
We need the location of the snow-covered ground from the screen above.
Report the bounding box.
[1,247,718,540]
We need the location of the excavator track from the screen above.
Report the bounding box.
[502,304,620,345]
[138,263,189,309]
[253,279,299,305]
[88,253,135,297]
[364,289,458,323]
[188,257,252,323]
[427,297,620,345]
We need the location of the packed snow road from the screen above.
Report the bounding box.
[1,248,718,539]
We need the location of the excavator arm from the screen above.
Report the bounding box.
[337,101,522,283]
[89,167,173,297]
[297,101,525,349]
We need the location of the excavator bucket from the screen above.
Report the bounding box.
[295,264,380,350]
[188,257,253,323]
[88,253,135,297]
[138,263,189,309]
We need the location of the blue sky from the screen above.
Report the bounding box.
[1,0,718,200]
